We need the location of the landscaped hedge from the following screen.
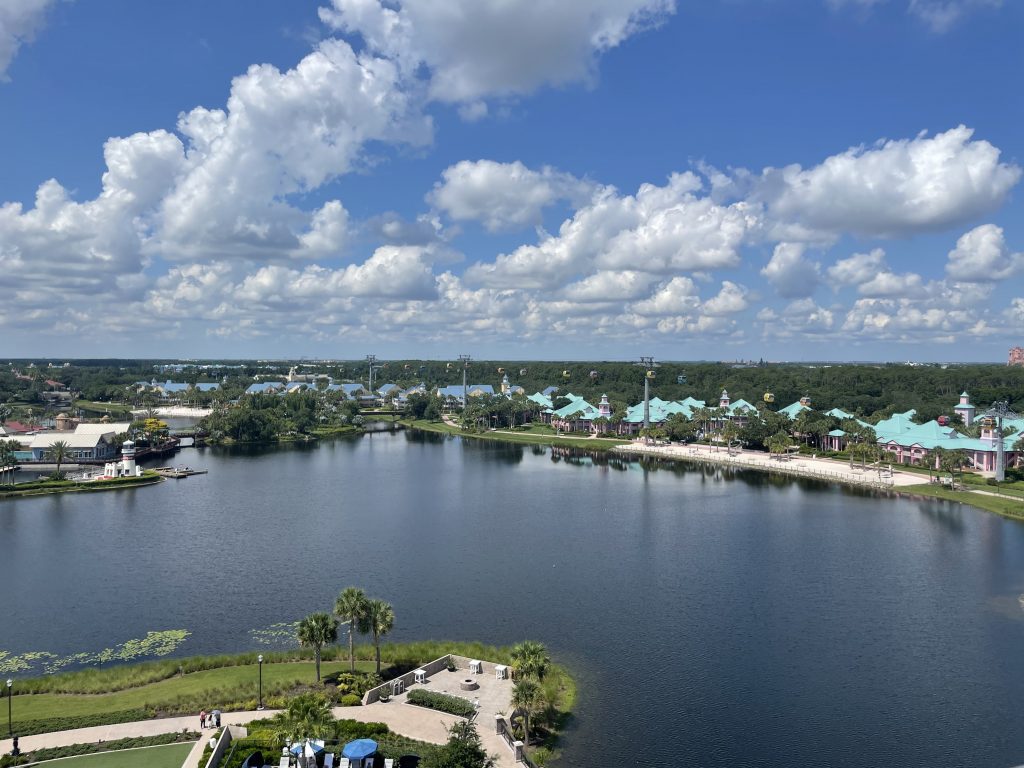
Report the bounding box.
[8,708,153,737]
[406,689,475,718]
[0,729,199,767]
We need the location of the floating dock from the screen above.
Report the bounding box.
[153,466,208,479]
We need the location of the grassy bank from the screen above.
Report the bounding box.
[404,419,628,450]
[0,732,199,768]
[5,660,374,734]
[0,473,162,499]
[5,641,576,738]
[12,743,194,768]
[73,400,136,416]
[900,483,1024,521]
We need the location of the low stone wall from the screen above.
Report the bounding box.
[205,725,247,768]
[362,654,452,704]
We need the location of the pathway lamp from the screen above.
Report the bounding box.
[257,655,264,710]
[6,678,11,737]
[980,400,1020,483]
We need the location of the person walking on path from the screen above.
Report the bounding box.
[199,710,206,729]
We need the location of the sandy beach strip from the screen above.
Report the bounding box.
[131,406,213,418]
[613,440,925,489]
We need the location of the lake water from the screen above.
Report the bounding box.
[4,428,1024,767]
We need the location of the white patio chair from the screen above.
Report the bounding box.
[278,758,289,768]
[384,760,394,768]
[324,754,334,768]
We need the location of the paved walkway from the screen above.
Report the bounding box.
[0,709,280,756]
[619,440,926,488]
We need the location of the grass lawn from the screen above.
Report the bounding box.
[404,419,628,450]
[33,743,194,768]
[903,484,1024,521]
[72,400,136,415]
[10,661,374,724]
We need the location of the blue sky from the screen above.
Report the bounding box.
[1,0,1022,362]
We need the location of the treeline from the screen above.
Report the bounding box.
[5,360,1023,420]
[198,392,361,443]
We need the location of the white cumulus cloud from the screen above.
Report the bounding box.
[466,172,758,288]
[745,126,1020,238]
[945,223,1024,282]
[0,0,56,78]
[318,0,676,104]
[429,160,593,232]
[761,242,821,298]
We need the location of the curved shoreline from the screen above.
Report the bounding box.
[0,475,164,500]
[614,441,919,489]
[614,441,1024,520]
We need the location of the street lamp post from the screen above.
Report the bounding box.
[6,678,12,736]
[982,401,1020,483]
[257,655,264,711]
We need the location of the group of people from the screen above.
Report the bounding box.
[199,709,221,729]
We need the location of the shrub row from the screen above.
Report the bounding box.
[8,709,152,737]
[406,689,475,718]
[0,729,199,767]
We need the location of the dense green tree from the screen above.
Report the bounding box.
[334,587,368,673]
[406,393,432,419]
[297,612,338,682]
[422,721,496,768]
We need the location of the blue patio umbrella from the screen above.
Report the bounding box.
[290,740,325,757]
[342,739,378,760]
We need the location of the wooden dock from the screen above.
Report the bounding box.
[153,466,208,479]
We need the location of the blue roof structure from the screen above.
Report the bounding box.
[245,382,284,395]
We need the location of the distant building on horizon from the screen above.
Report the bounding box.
[1010,346,1024,367]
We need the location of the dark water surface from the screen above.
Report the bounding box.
[4,429,1024,767]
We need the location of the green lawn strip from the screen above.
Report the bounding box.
[8,661,373,726]
[21,743,194,768]
[0,474,162,499]
[72,401,136,415]
[902,483,1024,520]
[0,731,199,768]
[403,419,628,450]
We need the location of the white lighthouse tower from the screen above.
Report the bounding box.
[120,440,138,476]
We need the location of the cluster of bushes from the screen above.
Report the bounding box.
[0,730,199,767]
[406,689,476,718]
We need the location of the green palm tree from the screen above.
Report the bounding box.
[510,640,550,682]
[359,599,395,674]
[334,587,368,672]
[297,612,338,682]
[0,404,11,425]
[272,692,334,741]
[50,439,70,477]
[0,443,16,485]
[511,678,542,746]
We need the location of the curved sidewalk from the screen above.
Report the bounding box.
[0,709,280,756]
